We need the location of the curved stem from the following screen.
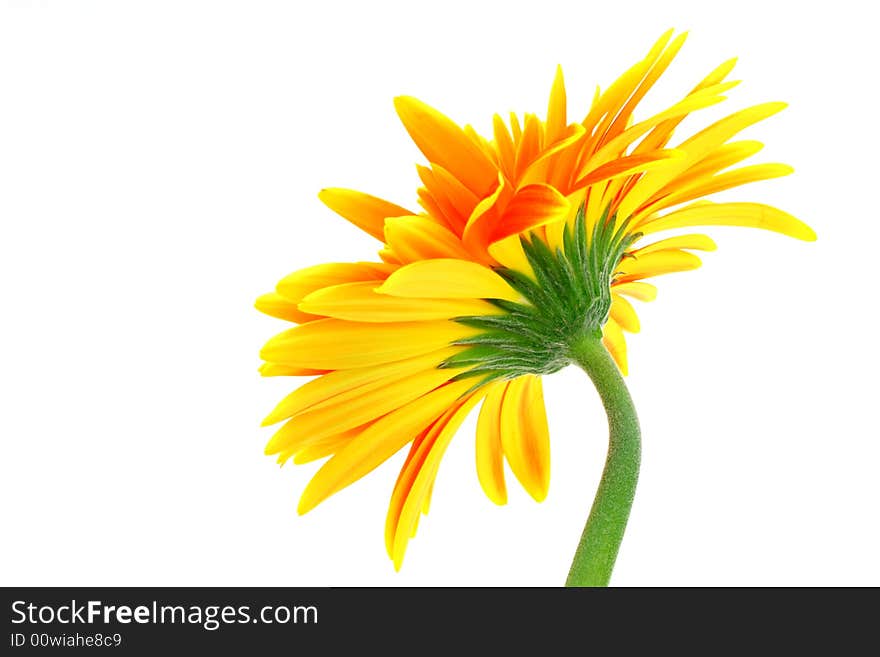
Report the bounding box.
[565,336,641,587]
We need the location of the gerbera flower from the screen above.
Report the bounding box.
[256,29,814,583]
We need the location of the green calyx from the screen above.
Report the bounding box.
[442,203,639,386]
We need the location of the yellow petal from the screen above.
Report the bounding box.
[487,233,536,278]
[610,294,641,333]
[500,375,551,502]
[641,202,816,241]
[383,215,474,263]
[261,346,460,426]
[259,363,327,377]
[647,163,794,214]
[276,422,373,465]
[394,96,498,197]
[679,103,787,157]
[608,31,688,138]
[661,140,764,189]
[633,234,717,256]
[297,379,475,515]
[386,392,485,569]
[574,150,682,190]
[318,188,413,241]
[545,65,567,145]
[277,425,365,465]
[255,292,312,323]
[385,421,442,555]
[276,262,397,305]
[298,281,499,323]
[585,84,730,172]
[636,60,740,153]
[377,259,520,301]
[292,431,359,464]
[616,250,702,282]
[475,381,508,505]
[265,366,462,454]
[542,217,567,257]
[602,319,628,375]
[611,281,658,302]
[618,103,789,219]
[582,29,674,138]
[260,318,476,370]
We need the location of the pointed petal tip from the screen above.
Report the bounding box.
[393,95,420,116]
[260,414,280,428]
[483,487,508,506]
[798,224,818,242]
[530,488,548,503]
[316,187,336,201]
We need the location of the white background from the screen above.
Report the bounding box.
[1,0,877,587]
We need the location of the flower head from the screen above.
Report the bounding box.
[256,30,815,569]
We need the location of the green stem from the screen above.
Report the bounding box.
[565,335,641,587]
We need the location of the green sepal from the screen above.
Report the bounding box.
[451,201,637,381]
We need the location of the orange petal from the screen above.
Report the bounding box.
[430,165,481,234]
[487,183,570,244]
[383,215,474,263]
[514,113,543,181]
[492,114,516,181]
[394,96,498,197]
[318,188,413,241]
[462,173,510,257]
